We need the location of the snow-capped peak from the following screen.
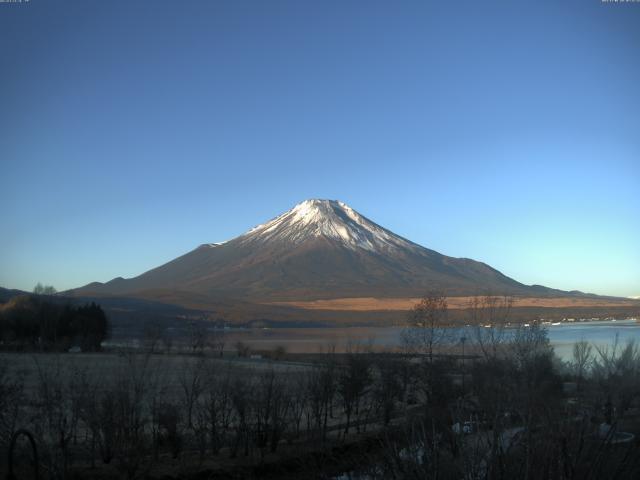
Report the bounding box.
[237,199,417,252]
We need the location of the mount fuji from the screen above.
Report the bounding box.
[72,199,561,304]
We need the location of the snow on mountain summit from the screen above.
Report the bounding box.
[72,198,548,302]
[236,199,418,252]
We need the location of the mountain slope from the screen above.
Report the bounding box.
[71,199,556,302]
[0,286,28,304]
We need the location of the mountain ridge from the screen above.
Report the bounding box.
[71,199,578,302]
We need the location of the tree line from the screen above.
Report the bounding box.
[0,291,109,351]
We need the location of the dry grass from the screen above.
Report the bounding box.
[266,296,640,311]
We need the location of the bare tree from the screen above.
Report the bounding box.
[572,338,593,391]
[208,328,226,357]
[107,352,166,479]
[372,354,404,426]
[251,368,290,457]
[33,283,57,295]
[592,336,640,419]
[161,328,173,354]
[0,359,24,449]
[229,374,254,458]
[307,360,336,441]
[338,344,372,434]
[178,357,206,431]
[401,292,452,413]
[157,402,182,459]
[31,356,82,479]
[143,323,163,354]
[179,357,220,462]
[403,292,450,364]
[510,322,553,369]
[469,294,513,361]
[234,341,251,358]
[187,321,208,354]
[272,345,287,360]
[203,365,234,455]
[284,372,308,443]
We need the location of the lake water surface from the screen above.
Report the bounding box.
[545,319,640,359]
[223,319,640,360]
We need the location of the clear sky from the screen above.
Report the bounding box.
[1,0,638,297]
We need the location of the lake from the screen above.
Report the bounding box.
[545,319,640,359]
[221,319,640,360]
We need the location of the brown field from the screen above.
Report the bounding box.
[267,296,640,311]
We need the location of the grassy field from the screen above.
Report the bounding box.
[0,349,416,479]
[2,333,640,480]
[0,351,311,398]
[267,295,640,311]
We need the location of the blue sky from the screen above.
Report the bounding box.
[1,0,638,297]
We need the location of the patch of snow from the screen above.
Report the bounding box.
[234,199,420,254]
[206,241,228,247]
